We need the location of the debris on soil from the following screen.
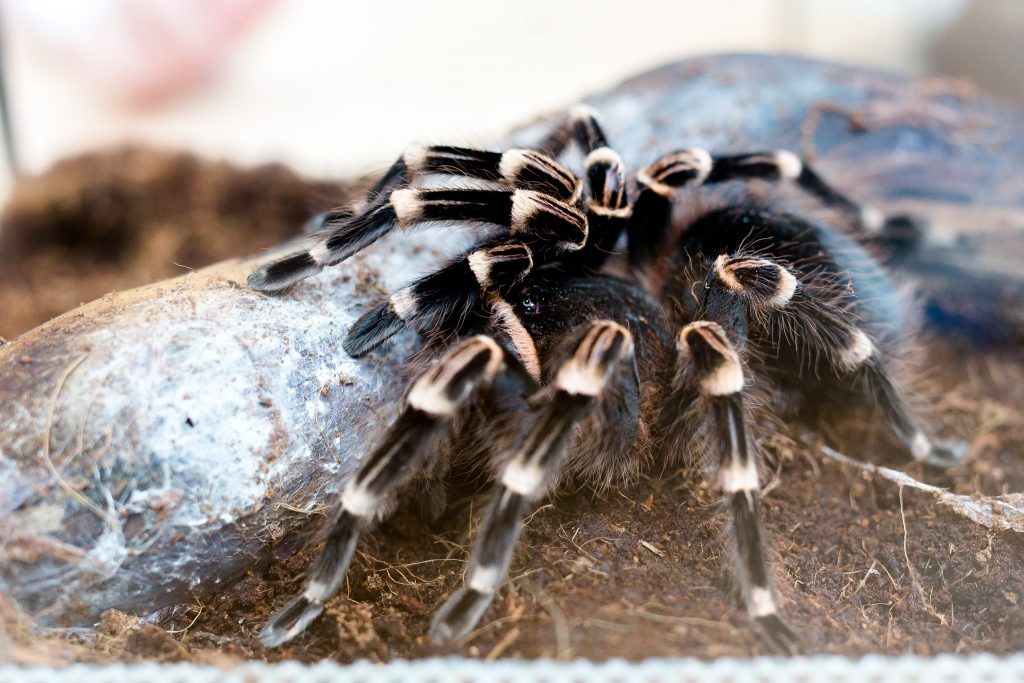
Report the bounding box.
[819,445,1024,533]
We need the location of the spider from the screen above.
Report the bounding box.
[246,106,961,654]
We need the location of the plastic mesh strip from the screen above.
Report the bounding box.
[3,655,1024,683]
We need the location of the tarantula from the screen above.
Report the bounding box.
[247,106,960,653]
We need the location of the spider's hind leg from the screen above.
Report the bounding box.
[628,147,925,268]
[714,252,963,468]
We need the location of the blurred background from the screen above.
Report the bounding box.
[0,0,1022,339]
[1,0,1022,190]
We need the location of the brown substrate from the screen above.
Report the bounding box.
[0,146,348,339]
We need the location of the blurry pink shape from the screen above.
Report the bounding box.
[7,0,274,107]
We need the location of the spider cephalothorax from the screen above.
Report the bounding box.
[247,106,960,653]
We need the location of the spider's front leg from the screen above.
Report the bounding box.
[430,320,636,641]
[259,335,532,647]
[662,269,802,655]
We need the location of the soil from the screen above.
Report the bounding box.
[1,148,1022,664]
[0,146,349,339]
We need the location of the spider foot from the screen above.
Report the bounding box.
[862,210,929,261]
[905,428,968,469]
[881,212,928,242]
[921,439,968,469]
[429,587,494,643]
[754,614,802,656]
[248,251,321,293]
[258,595,324,647]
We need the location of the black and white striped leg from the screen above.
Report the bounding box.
[259,336,507,647]
[540,105,633,273]
[564,146,632,273]
[430,320,635,642]
[344,238,535,357]
[674,320,800,654]
[534,104,611,159]
[627,148,919,267]
[771,273,954,466]
[284,150,457,241]
[711,253,961,468]
[364,144,582,207]
[249,185,587,293]
[408,145,580,200]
